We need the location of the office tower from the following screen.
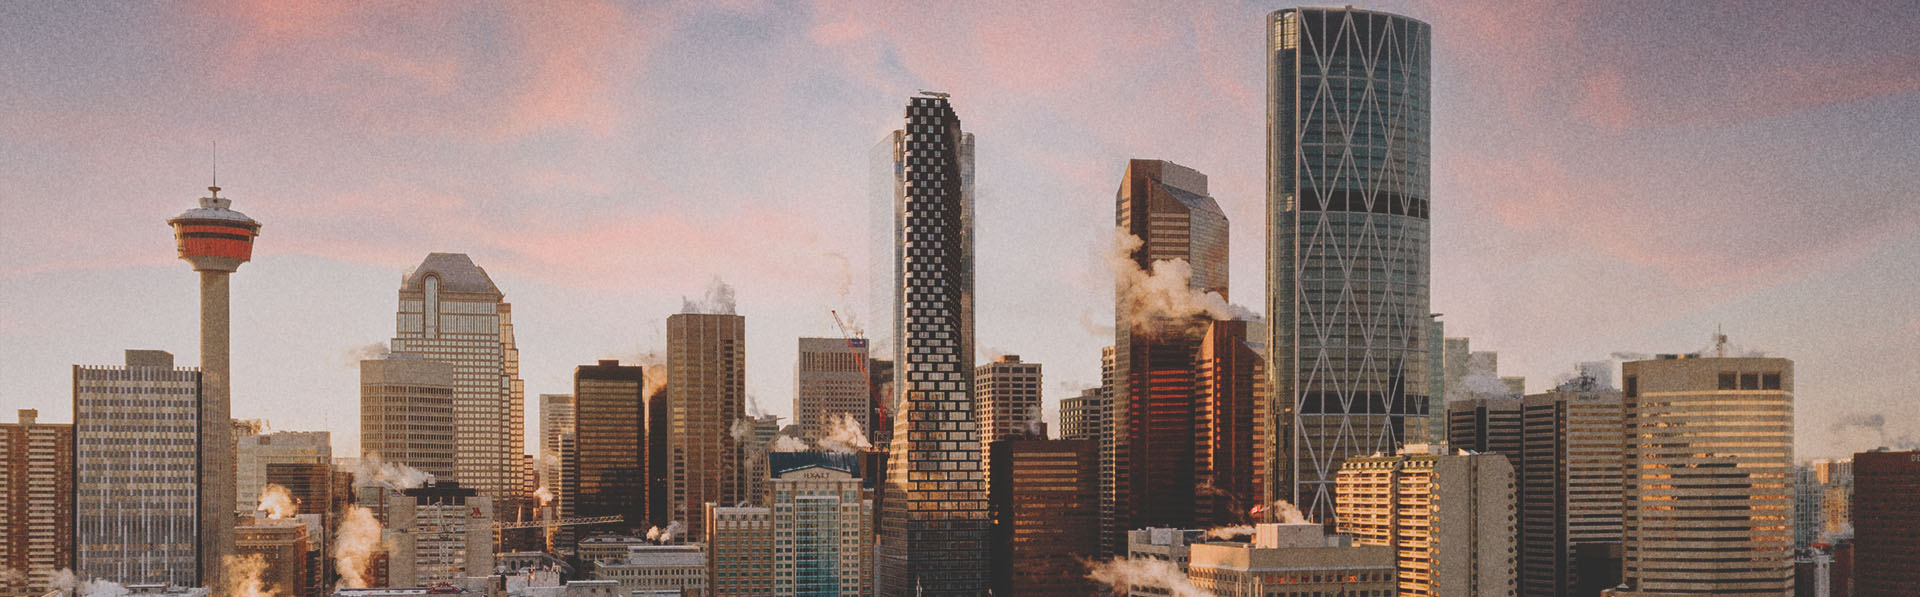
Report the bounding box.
[706,503,773,595]
[773,453,875,595]
[168,183,259,585]
[737,413,782,509]
[1852,450,1919,596]
[866,358,895,449]
[667,312,746,538]
[1267,7,1433,523]
[1615,356,1794,596]
[1,410,73,594]
[1519,382,1625,597]
[266,463,332,516]
[1337,450,1517,597]
[592,545,709,595]
[389,253,525,501]
[1423,317,1445,444]
[1796,464,1826,551]
[989,438,1098,596]
[358,355,457,480]
[572,360,647,530]
[648,387,670,527]
[1108,158,1230,553]
[1195,319,1266,525]
[874,92,986,595]
[976,355,1043,486]
[795,337,872,443]
[236,431,331,514]
[234,520,311,597]
[1449,397,1523,457]
[1060,387,1105,442]
[73,350,202,586]
[539,393,574,497]
[388,482,494,586]
[1186,523,1398,595]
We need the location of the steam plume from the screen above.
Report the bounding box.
[1085,557,1208,597]
[1248,499,1308,524]
[1109,230,1253,335]
[342,341,389,367]
[645,520,686,543]
[257,483,298,519]
[769,436,811,453]
[221,554,276,597]
[819,414,873,453]
[681,277,737,315]
[1203,525,1254,540]
[50,570,131,597]
[334,505,384,589]
[353,454,434,489]
[533,486,554,506]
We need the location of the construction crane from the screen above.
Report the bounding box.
[829,310,880,435]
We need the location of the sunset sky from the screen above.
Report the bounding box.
[3,1,1917,460]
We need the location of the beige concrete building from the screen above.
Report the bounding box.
[1,409,72,596]
[1060,387,1105,442]
[705,453,875,596]
[234,519,312,597]
[539,393,574,502]
[975,354,1042,487]
[73,350,203,587]
[1338,449,1516,597]
[1611,356,1794,597]
[1186,523,1397,596]
[666,312,746,539]
[387,483,494,586]
[794,337,871,443]
[236,430,331,515]
[707,505,774,595]
[1125,528,1205,597]
[359,355,457,480]
[593,544,707,596]
[1519,384,1626,597]
[390,253,524,502]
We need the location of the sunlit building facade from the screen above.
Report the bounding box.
[73,350,201,587]
[390,253,524,501]
[1337,450,1516,597]
[359,355,457,480]
[573,360,647,530]
[874,92,987,595]
[1267,7,1433,522]
[667,312,747,539]
[796,338,872,444]
[1614,356,1794,596]
[1,409,73,595]
[1108,158,1230,553]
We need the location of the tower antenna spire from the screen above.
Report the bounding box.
[210,141,219,197]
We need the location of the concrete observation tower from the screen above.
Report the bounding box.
[167,183,260,586]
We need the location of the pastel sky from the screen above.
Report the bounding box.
[3,1,1917,461]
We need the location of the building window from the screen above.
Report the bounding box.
[1719,372,1737,390]
[1762,372,1781,390]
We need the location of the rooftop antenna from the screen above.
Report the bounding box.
[1713,324,1728,357]
[210,141,221,198]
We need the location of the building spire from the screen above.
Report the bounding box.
[210,141,220,197]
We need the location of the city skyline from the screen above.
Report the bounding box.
[6,2,1920,464]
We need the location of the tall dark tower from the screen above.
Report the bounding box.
[1266,7,1432,523]
[874,92,986,595]
[167,183,260,585]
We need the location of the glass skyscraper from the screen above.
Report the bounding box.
[1266,7,1432,522]
[390,253,525,503]
[874,92,987,595]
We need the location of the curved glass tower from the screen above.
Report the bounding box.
[1266,7,1432,523]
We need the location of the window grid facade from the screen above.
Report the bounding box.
[876,94,988,595]
[73,352,202,587]
[1267,7,1433,523]
[390,253,524,503]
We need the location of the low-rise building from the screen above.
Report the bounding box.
[1186,523,1397,596]
[591,545,706,596]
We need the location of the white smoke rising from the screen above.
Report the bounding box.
[819,414,873,453]
[257,483,298,519]
[533,486,554,506]
[1085,557,1209,597]
[334,505,384,589]
[1203,525,1254,540]
[353,454,434,489]
[222,553,276,597]
[769,436,812,453]
[1108,230,1253,336]
[1249,499,1309,524]
[730,418,755,443]
[681,277,737,315]
[51,569,129,597]
[342,341,390,366]
[645,520,687,543]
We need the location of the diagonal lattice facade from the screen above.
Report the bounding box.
[1266,7,1432,524]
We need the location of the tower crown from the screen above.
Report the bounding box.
[168,186,261,272]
